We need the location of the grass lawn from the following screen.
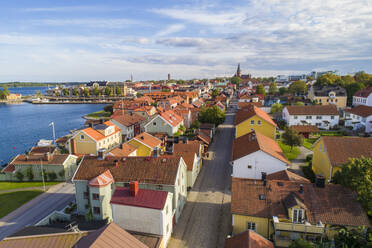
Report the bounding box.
[317,131,343,136]
[86,110,111,118]
[303,138,318,150]
[0,182,60,191]
[0,190,43,218]
[278,141,301,161]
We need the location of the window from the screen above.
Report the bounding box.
[80,135,84,140]
[292,209,304,223]
[83,192,89,199]
[331,116,335,119]
[247,222,256,231]
[250,128,254,131]
[92,193,99,200]
[85,204,89,209]
[93,207,101,215]
[306,116,312,119]
[316,122,321,126]
[257,120,261,125]
[153,122,156,126]
[316,116,322,120]
[157,185,163,190]
[294,116,298,119]
[124,182,129,187]
[248,165,252,169]
[250,120,254,125]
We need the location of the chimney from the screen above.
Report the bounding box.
[129,181,139,196]
[315,175,325,188]
[299,184,304,194]
[153,147,159,158]
[120,143,123,149]
[44,152,52,161]
[114,159,119,167]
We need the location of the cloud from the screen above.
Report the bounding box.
[32,18,141,29]
[21,6,122,12]
[155,24,185,37]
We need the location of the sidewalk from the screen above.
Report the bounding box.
[0,182,67,226]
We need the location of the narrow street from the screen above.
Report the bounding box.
[0,183,75,240]
[168,112,235,248]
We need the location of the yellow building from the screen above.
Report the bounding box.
[308,85,347,109]
[235,105,277,139]
[68,121,121,155]
[231,173,370,247]
[128,132,162,156]
[312,136,372,182]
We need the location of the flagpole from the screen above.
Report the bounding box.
[49,122,56,145]
[40,159,46,192]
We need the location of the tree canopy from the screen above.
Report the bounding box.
[198,106,226,126]
[0,86,10,99]
[270,103,283,114]
[256,84,266,95]
[282,128,303,151]
[333,157,372,217]
[288,80,307,95]
[231,76,241,85]
[268,82,278,95]
[104,86,112,96]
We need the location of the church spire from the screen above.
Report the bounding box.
[236,63,241,77]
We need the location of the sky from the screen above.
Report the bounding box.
[1,0,372,82]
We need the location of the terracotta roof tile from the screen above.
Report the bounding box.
[231,131,289,164]
[112,113,145,127]
[110,143,137,157]
[88,170,114,188]
[234,105,276,127]
[9,154,70,166]
[160,110,183,127]
[321,136,372,167]
[225,230,274,248]
[73,156,180,185]
[110,187,168,210]
[285,105,339,116]
[82,121,120,142]
[29,146,56,155]
[267,170,310,183]
[74,222,148,248]
[132,132,162,149]
[344,105,372,117]
[353,86,372,97]
[173,141,202,171]
[232,178,370,227]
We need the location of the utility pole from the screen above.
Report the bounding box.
[49,122,56,144]
[40,159,46,192]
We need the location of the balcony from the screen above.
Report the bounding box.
[273,216,324,234]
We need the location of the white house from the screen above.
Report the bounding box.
[111,182,173,247]
[344,105,372,133]
[230,131,289,179]
[353,86,372,107]
[111,113,146,140]
[144,110,184,136]
[282,105,339,130]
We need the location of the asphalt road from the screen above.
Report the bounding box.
[168,111,235,248]
[0,183,75,240]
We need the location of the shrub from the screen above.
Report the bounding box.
[47,172,57,181]
[26,167,34,181]
[58,170,65,179]
[305,154,313,162]
[15,171,24,181]
[302,162,315,183]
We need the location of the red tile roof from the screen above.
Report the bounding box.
[110,143,137,157]
[88,170,114,188]
[285,105,339,116]
[225,230,274,248]
[160,110,183,127]
[110,187,168,210]
[234,105,276,127]
[132,132,162,149]
[231,131,289,164]
[173,141,202,171]
[344,105,372,117]
[267,170,310,183]
[353,86,372,97]
[111,113,145,127]
[81,121,120,142]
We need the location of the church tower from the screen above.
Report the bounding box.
[236,63,241,78]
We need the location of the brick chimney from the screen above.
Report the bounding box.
[44,152,52,161]
[129,181,139,197]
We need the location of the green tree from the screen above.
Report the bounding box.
[47,172,57,181]
[355,71,372,85]
[289,239,315,248]
[63,88,69,96]
[212,89,219,99]
[333,226,372,248]
[191,120,201,129]
[15,171,24,181]
[73,88,79,96]
[268,82,278,95]
[58,170,65,179]
[270,103,283,114]
[115,86,121,96]
[198,106,226,126]
[35,90,43,98]
[333,157,372,216]
[105,86,112,96]
[256,84,266,95]
[345,82,365,106]
[282,128,304,151]
[294,101,304,106]
[279,87,288,95]
[83,88,90,97]
[231,76,241,86]
[288,80,307,95]
[315,73,340,86]
[26,167,34,181]
[93,86,100,96]
[104,104,113,114]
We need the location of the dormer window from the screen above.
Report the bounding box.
[80,135,84,140]
[292,208,304,223]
